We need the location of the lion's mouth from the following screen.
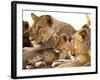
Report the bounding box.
[30,40,40,48]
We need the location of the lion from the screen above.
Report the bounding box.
[23,21,33,47]
[29,13,76,48]
[53,33,72,59]
[52,14,91,68]
[53,28,91,68]
[23,47,59,69]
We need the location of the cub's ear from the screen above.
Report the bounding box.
[79,29,87,40]
[45,15,53,27]
[31,13,38,22]
[56,33,68,46]
[82,24,89,29]
[60,33,68,43]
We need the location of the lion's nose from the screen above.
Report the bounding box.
[65,55,71,59]
[29,37,34,41]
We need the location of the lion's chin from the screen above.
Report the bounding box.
[31,40,41,48]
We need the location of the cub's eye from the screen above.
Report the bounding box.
[81,35,85,39]
[71,53,75,57]
[38,26,42,29]
[69,37,73,42]
[37,26,42,31]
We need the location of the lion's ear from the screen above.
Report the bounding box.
[61,33,68,43]
[23,21,29,32]
[82,24,89,29]
[54,33,68,50]
[57,33,68,46]
[31,13,38,22]
[79,29,87,40]
[45,15,53,27]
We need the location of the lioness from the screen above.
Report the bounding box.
[29,13,76,48]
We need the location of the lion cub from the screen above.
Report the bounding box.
[53,15,91,67]
[53,27,90,68]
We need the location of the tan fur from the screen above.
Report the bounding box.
[29,13,76,48]
[23,47,59,69]
[54,27,91,68]
[23,14,91,68]
[53,14,91,67]
[54,33,71,59]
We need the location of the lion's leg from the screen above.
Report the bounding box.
[55,54,90,68]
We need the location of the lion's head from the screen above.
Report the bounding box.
[29,13,53,45]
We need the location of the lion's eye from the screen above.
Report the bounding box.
[36,26,42,32]
[38,26,42,29]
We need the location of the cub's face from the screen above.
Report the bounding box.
[54,27,90,59]
[54,33,71,59]
[68,28,90,55]
[54,33,68,52]
[29,13,53,45]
